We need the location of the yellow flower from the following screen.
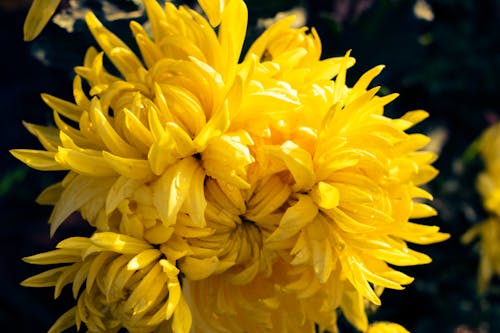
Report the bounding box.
[366,322,410,333]
[23,0,61,41]
[15,0,447,332]
[476,122,500,216]
[21,232,190,333]
[463,122,500,293]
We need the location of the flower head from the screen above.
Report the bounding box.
[463,122,500,293]
[476,122,500,216]
[14,0,447,332]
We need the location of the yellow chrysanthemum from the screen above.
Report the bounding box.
[476,122,500,216]
[15,0,447,332]
[22,232,190,333]
[463,122,500,293]
[366,322,410,333]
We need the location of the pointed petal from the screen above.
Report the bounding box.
[47,307,76,333]
[90,232,152,254]
[10,149,65,171]
[23,0,60,41]
[127,249,162,271]
[266,195,318,245]
[153,157,200,227]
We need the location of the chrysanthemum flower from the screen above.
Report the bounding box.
[475,122,500,216]
[14,0,447,332]
[463,122,500,293]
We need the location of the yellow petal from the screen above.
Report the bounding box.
[23,249,81,265]
[165,122,196,157]
[148,132,178,176]
[341,255,381,305]
[181,165,207,228]
[127,249,162,271]
[102,152,152,180]
[143,0,167,43]
[41,93,82,123]
[311,181,339,209]
[47,307,76,333]
[165,279,181,320]
[333,50,352,104]
[86,251,115,291]
[144,224,175,244]
[217,0,247,80]
[105,176,142,214]
[266,194,318,246]
[49,176,115,236]
[172,294,192,333]
[401,110,429,127]
[54,263,80,298]
[23,0,61,41]
[340,289,368,332]
[351,65,384,97]
[56,236,93,250]
[132,22,163,68]
[124,262,164,315]
[10,149,65,171]
[123,108,154,149]
[310,237,333,283]
[102,255,128,301]
[246,176,291,220]
[198,0,230,26]
[36,182,63,205]
[193,104,230,151]
[322,207,376,233]
[179,256,219,280]
[56,147,116,177]
[85,12,144,81]
[90,232,152,254]
[267,141,315,191]
[89,98,141,158]
[367,322,410,333]
[21,267,65,288]
[153,157,201,227]
[410,202,438,218]
[73,262,91,299]
[202,135,253,189]
[23,121,60,152]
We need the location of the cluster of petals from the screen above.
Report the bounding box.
[14,0,448,332]
[463,122,500,293]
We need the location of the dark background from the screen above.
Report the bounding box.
[1,0,499,332]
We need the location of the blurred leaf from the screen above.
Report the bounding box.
[0,167,28,197]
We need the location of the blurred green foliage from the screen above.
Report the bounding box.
[1,0,499,332]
